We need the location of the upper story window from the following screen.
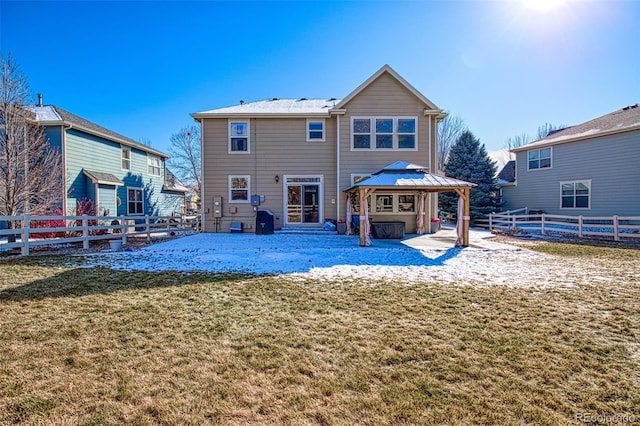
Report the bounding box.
[561,181,590,209]
[352,117,417,150]
[121,147,131,171]
[147,155,161,176]
[229,175,250,203]
[528,147,552,170]
[229,121,250,153]
[307,119,325,141]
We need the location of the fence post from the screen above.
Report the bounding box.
[489,213,493,232]
[613,215,620,241]
[578,215,583,238]
[512,215,516,231]
[541,214,545,235]
[22,214,30,256]
[83,215,89,249]
[120,215,127,245]
[145,215,151,242]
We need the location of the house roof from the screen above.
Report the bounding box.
[28,105,169,158]
[347,161,475,191]
[192,98,339,118]
[83,169,124,186]
[191,65,446,119]
[513,103,640,152]
[164,169,189,193]
[497,160,516,185]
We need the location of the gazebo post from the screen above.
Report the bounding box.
[359,187,366,246]
[463,187,471,247]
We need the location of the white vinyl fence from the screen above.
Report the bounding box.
[0,214,200,256]
[489,212,640,241]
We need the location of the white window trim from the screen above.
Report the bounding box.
[351,116,418,151]
[306,119,325,142]
[229,175,250,203]
[147,155,161,176]
[228,120,251,154]
[127,187,144,215]
[527,147,553,171]
[121,146,131,171]
[559,180,591,210]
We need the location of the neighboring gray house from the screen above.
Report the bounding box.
[500,104,640,216]
[29,99,187,217]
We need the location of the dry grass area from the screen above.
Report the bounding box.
[1,241,639,425]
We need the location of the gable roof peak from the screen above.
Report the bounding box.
[336,64,441,111]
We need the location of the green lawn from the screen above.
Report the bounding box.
[0,242,638,425]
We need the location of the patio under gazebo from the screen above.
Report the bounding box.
[344,161,477,247]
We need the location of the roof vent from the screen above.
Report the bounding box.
[329,97,336,101]
[622,103,638,110]
[299,97,308,101]
[272,97,279,101]
[37,93,43,107]
[239,100,244,105]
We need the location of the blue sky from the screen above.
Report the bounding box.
[1,0,638,156]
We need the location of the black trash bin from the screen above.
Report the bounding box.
[256,210,274,235]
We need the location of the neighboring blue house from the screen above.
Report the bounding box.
[29,99,187,217]
[499,104,640,216]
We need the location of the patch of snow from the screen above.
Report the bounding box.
[74,228,593,289]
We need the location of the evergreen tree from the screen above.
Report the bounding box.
[440,130,500,222]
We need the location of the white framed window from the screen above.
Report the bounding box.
[351,117,417,150]
[147,155,161,176]
[229,121,250,153]
[127,187,144,215]
[121,146,131,171]
[229,175,250,203]
[528,147,552,170]
[375,194,394,212]
[561,180,591,209]
[307,119,325,141]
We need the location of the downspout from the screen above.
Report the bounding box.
[61,124,71,215]
[336,114,341,222]
[198,118,205,231]
[427,115,432,223]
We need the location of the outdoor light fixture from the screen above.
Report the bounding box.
[274,175,280,183]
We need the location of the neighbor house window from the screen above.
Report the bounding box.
[229,175,250,202]
[307,120,325,141]
[229,121,250,153]
[561,181,590,209]
[352,117,417,150]
[121,147,131,171]
[127,187,143,215]
[528,147,552,170]
[147,155,161,176]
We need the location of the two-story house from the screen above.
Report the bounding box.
[192,65,468,238]
[30,99,187,217]
[500,104,640,216]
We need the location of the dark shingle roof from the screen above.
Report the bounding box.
[497,160,516,184]
[30,105,169,158]
[83,169,124,186]
[514,104,640,151]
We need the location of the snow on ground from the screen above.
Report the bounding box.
[76,227,587,289]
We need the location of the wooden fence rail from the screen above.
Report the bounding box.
[488,213,640,242]
[0,214,200,256]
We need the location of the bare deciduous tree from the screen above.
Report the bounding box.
[168,124,201,205]
[505,123,567,151]
[437,112,467,172]
[0,54,62,221]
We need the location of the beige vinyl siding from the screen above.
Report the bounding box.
[338,72,438,231]
[202,117,337,231]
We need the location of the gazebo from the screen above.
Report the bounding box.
[344,161,477,247]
